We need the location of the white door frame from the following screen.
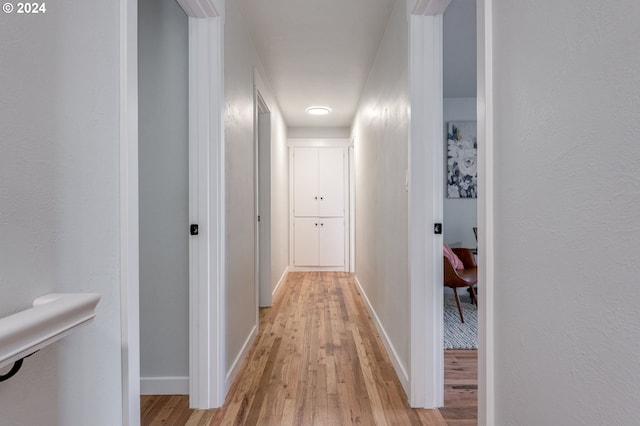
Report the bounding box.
[477,0,495,423]
[254,71,273,308]
[182,0,226,409]
[119,0,140,424]
[408,1,449,408]
[408,1,495,424]
[121,0,496,418]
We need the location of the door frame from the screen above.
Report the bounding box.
[119,0,140,423]
[408,1,495,424]
[122,0,496,418]
[477,0,495,423]
[408,3,448,408]
[185,7,226,409]
[254,84,272,308]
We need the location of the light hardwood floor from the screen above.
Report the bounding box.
[141,272,477,425]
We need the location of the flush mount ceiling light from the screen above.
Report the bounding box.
[305,106,332,116]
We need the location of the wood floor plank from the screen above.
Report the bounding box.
[141,272,477,425]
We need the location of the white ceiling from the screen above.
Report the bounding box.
[236,0,476,128]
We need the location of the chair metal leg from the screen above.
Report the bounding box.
[469,285,478,306]
[453,288,464,323]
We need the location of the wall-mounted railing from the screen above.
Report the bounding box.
[0,293,100,381]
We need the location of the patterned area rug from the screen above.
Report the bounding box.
[444,292,478,349]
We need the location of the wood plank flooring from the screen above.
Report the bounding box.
[141,272,477,425]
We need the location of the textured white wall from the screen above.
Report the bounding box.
[225,0,259,375]
[492,1,640,423]
[138,0,189,391]
[351,0,411,373]
[224,0,288,374]
[443,98,477,248]
[0,1,123,425]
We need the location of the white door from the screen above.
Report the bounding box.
[318,147,345,217]
[294,217,319,266]
[319,218,344,267]
[293,147,319,217]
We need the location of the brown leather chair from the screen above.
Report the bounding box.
[444,248,478,323]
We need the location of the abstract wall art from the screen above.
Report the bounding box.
[447,121,477,198]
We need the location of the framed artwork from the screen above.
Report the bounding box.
[447,121,477,198]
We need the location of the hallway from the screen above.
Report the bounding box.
[141,272,477,425]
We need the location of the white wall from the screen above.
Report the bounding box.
[288,127,351,138]
[443,98,477,248]
[224,0,288,382]
[0,1,124,425]
[492,1,640,423]
[138,0,189,393]
[351,0,411,382]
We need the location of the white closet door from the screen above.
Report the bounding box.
[318,147,345,217]
[318,218,344,267]
[293,147,319,217]
[294,218,319,266]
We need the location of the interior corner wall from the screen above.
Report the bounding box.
[443,98,477,248]
[138,0,189,393]
[492,1,640,424]
[351,0,411,380]
[224,0,288,380]
[0,1,123,424]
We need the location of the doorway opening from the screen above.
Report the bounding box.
[440,1,479,421]
[255,91,272,308]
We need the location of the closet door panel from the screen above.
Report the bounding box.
[318,218,344,267]
[294,147,319,217]
[318,147,345,217]
[294,217,319,266]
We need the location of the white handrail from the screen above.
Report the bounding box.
[0,293,100,370]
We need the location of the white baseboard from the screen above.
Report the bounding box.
[224,323,258,393]
[354,276,410,394]
[140,376,189,395]
[272,266,289,299]
[288,266,347,272]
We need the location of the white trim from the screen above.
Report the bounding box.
[477,0,494,424]
[224,325,258,393]
[188,15,226,409]
[289,266,348,272]
[272,267,290,299]
[255,69,273,309]
[176,0,222,18]
[120,0,140,424]
[408,13,445,408]
[412,0,452,16]
[140,377,190,395]
[349,140,356,273]
[287,138,351,148]
[355,277,409,392]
